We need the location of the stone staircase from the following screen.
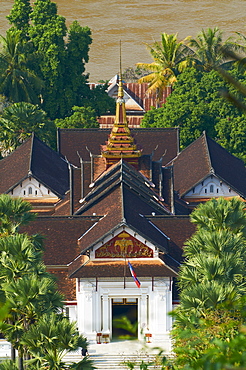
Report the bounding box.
[64,340,172,369]
[90,353,159,369]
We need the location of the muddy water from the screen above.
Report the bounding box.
[1,0,246,81]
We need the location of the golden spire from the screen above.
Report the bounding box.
[101,41,142,169]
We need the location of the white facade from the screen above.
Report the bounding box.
[185,174,238,199]
[74,226,173,351]
[76,277,172,352]
[9,177,57,199]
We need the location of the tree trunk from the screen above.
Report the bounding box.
[18,354,24,370]
[11,345,16,361]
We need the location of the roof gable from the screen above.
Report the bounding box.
[171,132,246,198]
[0,134,69,198]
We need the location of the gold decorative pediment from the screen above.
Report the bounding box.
[95,232,153,258]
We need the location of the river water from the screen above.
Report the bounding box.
[1,0,246,81]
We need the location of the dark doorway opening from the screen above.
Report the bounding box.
[112,298,138,340]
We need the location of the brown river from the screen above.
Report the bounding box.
[1,0,246,81]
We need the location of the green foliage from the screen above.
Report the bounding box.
[7,0,31,38]
[141,66,246,159]
[21,313,89,369]
[172,298,246,370]
[85,83,115,116]
[5,0,93,119]
[0,30,44,104]
[190,197,246,234]
[113,315,138,339]
[171,198,246,369]
[0,194,35,235]
[0,360,18,370]
[0,195,93,369]
[55,106,98,129]
[187,27,236,71]
[0,102,56,156]
[122,66,148,83]
[136,32,193,102]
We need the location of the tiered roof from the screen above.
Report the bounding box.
[101,75,142,168]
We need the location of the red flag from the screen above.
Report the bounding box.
[128,261,141,288]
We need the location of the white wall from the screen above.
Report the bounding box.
[9,177,57,198]
[185,175,238,198]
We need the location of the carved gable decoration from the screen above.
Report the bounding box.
[95,232,153,258]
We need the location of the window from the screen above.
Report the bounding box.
[216,188,219,194]
[28,187,32,195]
[210,185,214,193]
[205,188,207,194]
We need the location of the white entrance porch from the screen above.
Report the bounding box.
[76,277,173,352]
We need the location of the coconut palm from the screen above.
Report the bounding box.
[0,31,43,104]
[136,32,193,103]
[187,27,236,71]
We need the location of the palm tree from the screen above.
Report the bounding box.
[0,102,55,157]
[0,275,64,370]
[136,32,193,103]
[177,198,246,315]
[0,194,35,236]
[190,197,246,235]
[21,313,95,369]
[187,27,236,71]
[0,31,43,104]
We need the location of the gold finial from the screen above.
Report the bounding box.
[118,40,124,99]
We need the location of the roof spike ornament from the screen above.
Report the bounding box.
[101,41,142,169]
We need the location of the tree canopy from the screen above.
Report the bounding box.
[1,0,116,122]
[171,198,246,369]
[141,66,246,161]
[0,195,92,370]
[136,32,193,103]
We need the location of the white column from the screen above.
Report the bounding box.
[84,289,93,334]
[139,293,148,338]
[93,290,101,333]
[102,294,110,333]
[166,282,173,332]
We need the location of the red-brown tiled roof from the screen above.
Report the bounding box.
[149,215,196,250]
[21,216,98,265]
[69,259,177,278]
[58,128,179,168]
[170,133,246,198]
[48,268,76,301]
[0,134,69,197]
[0,137,32,193]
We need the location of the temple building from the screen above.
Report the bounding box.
[0,74,246,351]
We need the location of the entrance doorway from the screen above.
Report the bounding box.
[112,298,138,340]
